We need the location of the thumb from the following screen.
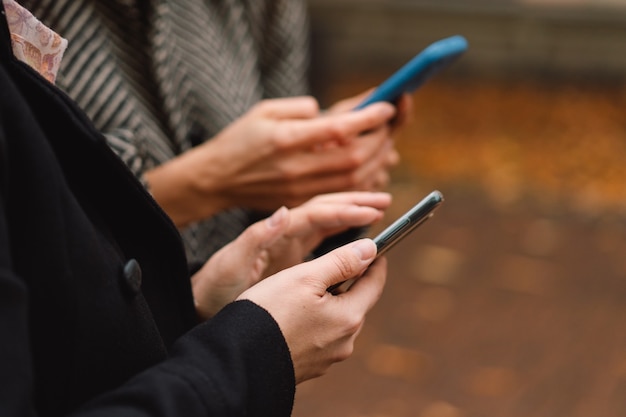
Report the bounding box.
[312,239,377,293]
[234,206,290,257]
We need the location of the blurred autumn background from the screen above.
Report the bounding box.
[295,1,626,416]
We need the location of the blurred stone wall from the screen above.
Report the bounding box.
[308,0,626,91]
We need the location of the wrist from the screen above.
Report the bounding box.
[144,150,231,227]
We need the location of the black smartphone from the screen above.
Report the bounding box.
[328,190,444,294]
[354,35,468,110]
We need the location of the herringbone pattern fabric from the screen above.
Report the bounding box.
[23,0,311,264]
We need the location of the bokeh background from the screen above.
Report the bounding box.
[295,1,626,416]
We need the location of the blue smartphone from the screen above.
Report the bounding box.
[354,35,468,110]
[328,190,444,294]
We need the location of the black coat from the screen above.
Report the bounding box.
[0,6,294,417]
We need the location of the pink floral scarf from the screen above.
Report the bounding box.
[3,0,67,83]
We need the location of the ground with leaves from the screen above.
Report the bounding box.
[293,76,626,417]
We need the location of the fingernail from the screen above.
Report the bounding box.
[380,103,396,117]
[352,239,376,261]
[267,206,287,228]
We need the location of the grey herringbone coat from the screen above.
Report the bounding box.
[24,0,311,264]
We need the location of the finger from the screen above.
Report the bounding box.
[307,239,378,291]
[301,135,393,195]
[286,203,385,237]
[266,124,392,180]
[356,169,391,193]
[233,206,290,255]
[254,96,320,120]
[327,124,392,172]
[306,191,392,209]
[274,102,396,151]
[346,140,396,191]
[335,257,387,315]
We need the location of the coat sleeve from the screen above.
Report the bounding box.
[73,301,296,417]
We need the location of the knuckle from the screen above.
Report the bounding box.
[372,105,393,124]
[332,253,357,278]
[345,313,364,335]
[301,96,320,114]
[344,150,365,171]
[335,342,355,362]
[324,122,348,143]
[271,128,292,151]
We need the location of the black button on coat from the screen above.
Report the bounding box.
[122,259,143,295]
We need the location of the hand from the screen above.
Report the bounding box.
[143,96,397,227]
[191,192,391,319]
[237,238,387,384]
[318,89,414,191]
